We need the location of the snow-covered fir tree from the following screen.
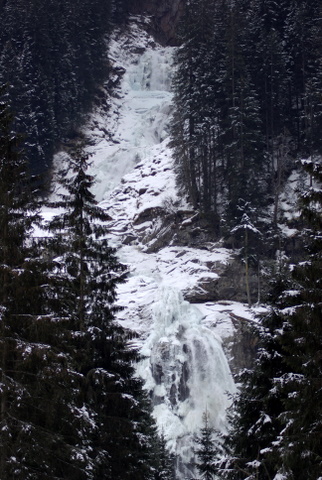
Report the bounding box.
[48,142,164,480]
[221,270,293,479]
[0,1,322,478]
[222,159,322,480]
[0,86,93,479]
[275,159,322,479]
[154,431,175,480]
[171,0,322,235]
[230,204,263,306]
[0,0,129,173]
[194,411,218,480]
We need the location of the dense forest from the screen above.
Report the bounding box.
[0,89,174,479]
[207,159,322,479]
[171,0,322,235]
[0,0,130,174]
[0,1,175,478]
[171,1,322,479]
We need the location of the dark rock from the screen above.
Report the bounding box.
[133,206,166,225]
[223,314,259,376]
[130,0,185,45]
[178,361,189,401]
[152,363,163,385]
[170,383,177,406]
[216,260,260,304]
[123,233,137,245]
[184,280,219,303]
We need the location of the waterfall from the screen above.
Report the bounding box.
[80,24,236,478]
[87,33,174,202]
[137,286,235,478]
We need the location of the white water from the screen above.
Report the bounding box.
[86,28,173,202]
[81,23,236,479]
[137,287,234,478]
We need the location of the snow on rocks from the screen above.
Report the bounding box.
[74,19,255,479]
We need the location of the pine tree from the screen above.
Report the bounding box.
[275,159,322,479]
[283,0,322,153]
[0,87,93,479]
[49,142,160,480]
[154,432,175,480]
[194,411,217,480]
[171,0,223,221]
[0,0,115,173]
[223,159,322,480]
[219,0,269,225]
[171,0,269,230]
[230,203,263,306]
[221,269,293,480]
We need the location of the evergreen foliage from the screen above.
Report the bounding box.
[0,86,93,480]
[171,0,229,224]
[230,203,263,305]
[171,0,322,233]
[221,271,293,479]
[154,432,175,480]
[48,143,162,479]
[0,95,168,477]
[275,159,322,479]
[0,0,129,174]
[1,2,322,478]
[222,159,322,479]
[194,411,217,480]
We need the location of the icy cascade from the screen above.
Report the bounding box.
[137,286,235,478]
[78,22,238,479]
[86,25,173,202]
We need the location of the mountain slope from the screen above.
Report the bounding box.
[52,18,255,479]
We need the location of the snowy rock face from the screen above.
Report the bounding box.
[74,20,254,479]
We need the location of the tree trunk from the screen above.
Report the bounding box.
[245,228,251,307]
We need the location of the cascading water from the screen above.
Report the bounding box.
[80,22,237,479]
[137,286,235,478]
[87,27,173,202]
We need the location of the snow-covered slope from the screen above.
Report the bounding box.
[54,19,254,478]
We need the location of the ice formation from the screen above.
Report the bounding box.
[78,22,238,478]
[86,25,174,202]
[137,286,234,477]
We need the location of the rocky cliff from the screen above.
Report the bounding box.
[129,0,185,44]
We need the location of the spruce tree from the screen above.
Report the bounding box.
[154,432,175,480]
[275,159,322,479]
[0,0,115,173]
[221,270,293,480]
[230,203,263,306]
[223,159,322,480]
[49,143,160,480]
[283,0,322,153]
[171,0,222,219]
[219,0,269,225]
[0,87,93,479]
[171,0,269,229]
[194,411,217,480]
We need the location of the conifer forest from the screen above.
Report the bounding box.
[0,0,322,479]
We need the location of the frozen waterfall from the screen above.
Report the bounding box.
[87,30,173,202]
[137,286,235,478]
[81,24,236,479]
